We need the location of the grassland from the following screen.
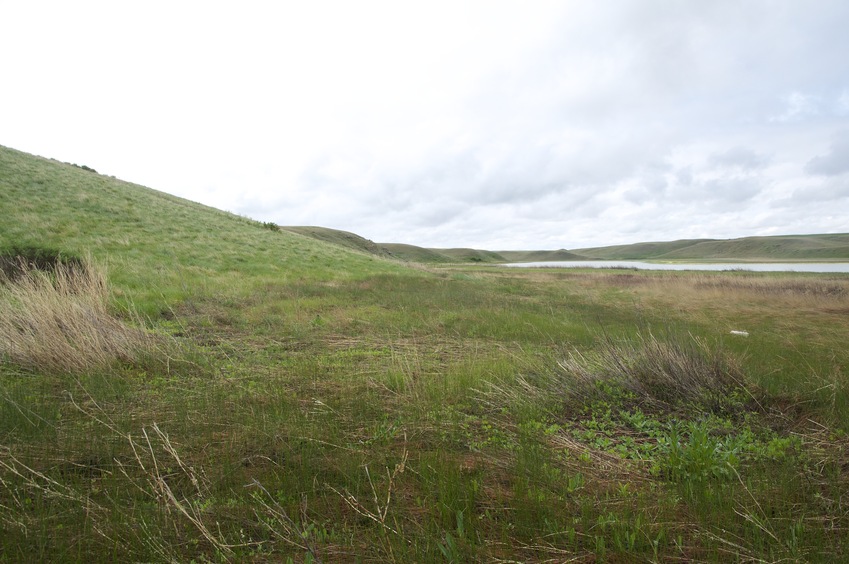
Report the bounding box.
[2,144,849,562]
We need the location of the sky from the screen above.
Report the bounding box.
[2,1,848,250]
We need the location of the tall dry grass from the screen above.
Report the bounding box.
[558,332,746,409]
[0,257,154,373]
[644,272,849,311]
[483,332,750,421]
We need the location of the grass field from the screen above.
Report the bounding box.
[2,145,849,562]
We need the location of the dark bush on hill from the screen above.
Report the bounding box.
[0,245,84,281]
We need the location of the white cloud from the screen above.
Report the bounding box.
[2,1,849,249]
[708,147,771,170]
[769,92,822,123]
[837,90,849,116]
[805,131,849,176]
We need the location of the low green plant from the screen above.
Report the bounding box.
[661,420,739,484]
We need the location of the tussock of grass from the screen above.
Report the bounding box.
[485,332,748,418]
[558,332,747,412]
[0,258,154,373]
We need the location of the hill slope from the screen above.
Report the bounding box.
[379,242,458,263]
[498,249,588,262]
[572,239,714,260]
[574,234,849,261]
[281,225,393,257]
[0,145,401,314]
[281,227,849,264]
[279,230,508,263]
[432,247,506,263]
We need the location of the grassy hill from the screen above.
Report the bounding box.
[378,244,507,263]
[498,249,588,262]
[431,248,506,263]
[284,229,849,264]
[3,144,849,562]
[574,234,849,261]
[0,146,401,315]
[277,232,508,264]
[659,234,849,260]
[280,225,394,258]
[379,242,458,262]
[572,239,714,260]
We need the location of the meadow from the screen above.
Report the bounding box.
[2,145,849,562]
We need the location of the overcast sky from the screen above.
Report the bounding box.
[2,1,848,249]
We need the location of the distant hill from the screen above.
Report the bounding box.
[433,248,506,263]
[379,243,458,263]
[657,234,849,260]
[573,234,849,261]
[281,226,393,258]
[287,227,849,264]
[498,249,587,262]
[571,239,714,260]
[276,229,507,264]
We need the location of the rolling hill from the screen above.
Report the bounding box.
[280,225,393,258]
[497,249,588,262]
[573,234,849,261]
[287,228,849,264]
[0,145,402,314]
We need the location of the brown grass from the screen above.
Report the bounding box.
[482,332,750,423]
[635,272,849,309]
[558,332,747,410]
[0,257,155,373]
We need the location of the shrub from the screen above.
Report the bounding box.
[68,162,98,173]
[0,245,83,281]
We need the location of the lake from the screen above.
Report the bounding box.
[503,261,849,273]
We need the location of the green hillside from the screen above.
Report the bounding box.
[433,247,506,263]
[573,239,716,259]
[277,230,849,264]
[278,228,507,264]
[574,234,849,261]
[498,249,587,262]
[659,234,849,260]
[0,146,400,315]
[378,242,457,262]
[281,225,393,258]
